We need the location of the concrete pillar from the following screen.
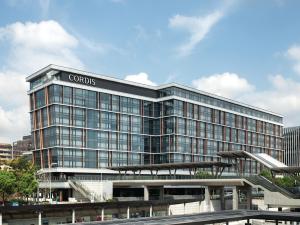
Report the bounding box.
[127,206,130,219]
[101,208,104,221]
[232,186,239,210]
[245,218,251,225]
[246,186,252,210]
[59,190,63,202]
[220,187,225,210]
[149,205,153,217]
[144,186,149,201]
[159,186,164,200]
[37,187,40,203]
[168,204,171,216]
[0,212,2,225]
[205,186,211,212]
[38,211,42,225]
[183,203,186,215]
[72,209,75,223]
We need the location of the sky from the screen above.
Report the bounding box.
[1,0,300,142]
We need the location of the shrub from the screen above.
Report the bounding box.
[195,171,214,179]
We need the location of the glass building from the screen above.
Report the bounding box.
[283,126,300,167]
[27,65,284,175]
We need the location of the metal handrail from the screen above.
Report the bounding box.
[245,175,300,199]
[41,174,241,182]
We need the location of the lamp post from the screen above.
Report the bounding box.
[49,163,57,204]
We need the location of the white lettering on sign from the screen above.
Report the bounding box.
[68,74,96,86]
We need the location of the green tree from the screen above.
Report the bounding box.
[259,169,273,180]
[9,156,35,173]
[18,171,38,203]
[8,156,38,203]
[0,170,16,205]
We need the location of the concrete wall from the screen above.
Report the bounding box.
[169,201,201,215]
[264,190,300,207]
[79,181,113,201]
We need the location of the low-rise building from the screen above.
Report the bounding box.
[12,135,32,159]
[0,143,12,161]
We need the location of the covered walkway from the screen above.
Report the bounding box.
[108,162,232,178]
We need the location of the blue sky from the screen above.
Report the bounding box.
[1,0,300,142]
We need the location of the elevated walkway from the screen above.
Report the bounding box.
[217,150,287,169]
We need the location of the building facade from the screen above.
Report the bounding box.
[283,126,300,167]
[27,65,284,175]
[0,143,12,161]
[12,135,32,159]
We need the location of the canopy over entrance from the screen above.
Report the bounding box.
[108,161,232,178]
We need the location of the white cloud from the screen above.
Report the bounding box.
[0,105,29,143]
[240,75,300,126]
[0,70,28,110]
[192,72,254,99]
[0,20,83,73]
[192,72,300,126]
[286,45,300,75]
[0,20,84,142]
[0,20,77,50]
[124,72,156,86]
[169,10,223,56]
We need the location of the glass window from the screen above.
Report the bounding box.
[131,116,141,133]
[49,85,62,104]
[35,89,45,108]
[73,108,85,127]
[100,93,110,110]
[112,95,120,111]
[84,150,97,168]
[100,111,109,129]
[120,115,130,132]
[71,128,83,147]
[87,110,100,128]
[63,86,72,105]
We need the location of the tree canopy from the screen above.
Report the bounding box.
[0,156,39,204]
[0,170,16,204]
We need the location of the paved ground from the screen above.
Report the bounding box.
[72,210,300,225]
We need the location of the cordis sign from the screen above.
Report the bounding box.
[68,74,96,86]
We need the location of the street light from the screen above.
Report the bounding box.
[49,162,58,204]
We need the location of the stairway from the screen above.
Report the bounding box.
[68,180,101,202]
[244,175,300,199]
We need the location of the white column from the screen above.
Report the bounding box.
[159,186,164,200]
[38,212,42,225]
[72,209,75,223]
[232,186,238,210]
[101,208,105,221]
[183,203,186,215]
[144,186,149,201]
[127,206,130,219]
[168,204,171,216]
[149,205,153,217]
[205,186,211,212]
[0,212,2,225]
